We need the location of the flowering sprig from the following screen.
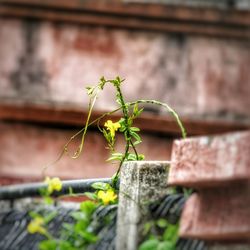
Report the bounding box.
[104,120,121,139]
[44,76,186,179]
[27,210,57,240]
[27,217,46,235]
[84,181,118,206]
[27,76,186,250]
[45,177,63,195]
[97,189,117,205]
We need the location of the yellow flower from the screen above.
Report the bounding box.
[27,217,47,235]
[45,177,62,194]
[104,120,121,139]
[97,189,117,205]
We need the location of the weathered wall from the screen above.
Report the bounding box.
[0,122,172,181]
[169,130,250,244]
[1,18,249,118]
[0,15,249,183]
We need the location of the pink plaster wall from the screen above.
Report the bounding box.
[0,122,172,181]
[0,18,249,118]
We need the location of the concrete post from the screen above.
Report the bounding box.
[116,161,170,250]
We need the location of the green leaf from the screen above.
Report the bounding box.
[142,221,153,236]
[183,188,193,198]
[132,140,142,146]
[71,211,88,221]
[139,239,159,250]
[80,200,97,215]
[137,107,144,117]
[130,127,140,132]
[44,196,54,205]
[102,129,113,144]
[74,220,89,231]
[130,131,141,142]
[39,240,57,250]
[156,219,168,228]
[62,223,74,232]
[132,103,144,118]
[84,192,97,201]
[127,153,137,161]
[29,211,41,219]
[86,86,95,96]
[99,76,106,89]
[138,154,145,160]
[91,182,111,191]
[39,187,48,197]
[79,231,98,243]
[118,118,128,132]
[44,211,57,224]
[157,241,175,250]
[68,186,74,195]
[163,224,179,244]
[116,76,124,84]
[59,241,76,250]
[107,153,124,162]
[127,117,133,127]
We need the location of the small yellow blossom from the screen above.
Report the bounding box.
[97,189,117,205]
[104,120,121,139]
[45,177,62,194]
[27,217,46,235]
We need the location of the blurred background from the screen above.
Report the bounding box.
[0,0,249,184]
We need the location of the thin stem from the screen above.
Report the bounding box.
[128,100,187,138]
[42,107,122,175]
[111,84,132,185]
[129,139,139,159]
[116,86,140,159]
[112,142,129,186]
[72,93,98,159]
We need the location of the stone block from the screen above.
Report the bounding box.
[168,131,250,187]
[180,183,250,241]
[116,161,170,250]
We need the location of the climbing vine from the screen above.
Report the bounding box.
[27,76,186,250]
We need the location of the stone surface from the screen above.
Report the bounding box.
[0,122,172,182]
[116,161,170,250]
[168,130,250,187]
[0,18,250,119]
[180,183,250,241]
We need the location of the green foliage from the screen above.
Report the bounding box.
[139,219,179,250]
[139,239,159,250]
[37,201,98,250]
[39,240,58,250]
[84,192,97,200]
[91,182,111,191]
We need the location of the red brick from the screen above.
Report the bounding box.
[168,131,250,187]
[180,183,250,241]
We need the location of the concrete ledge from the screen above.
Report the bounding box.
[168,131,250,188]
[180,183,250,241]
